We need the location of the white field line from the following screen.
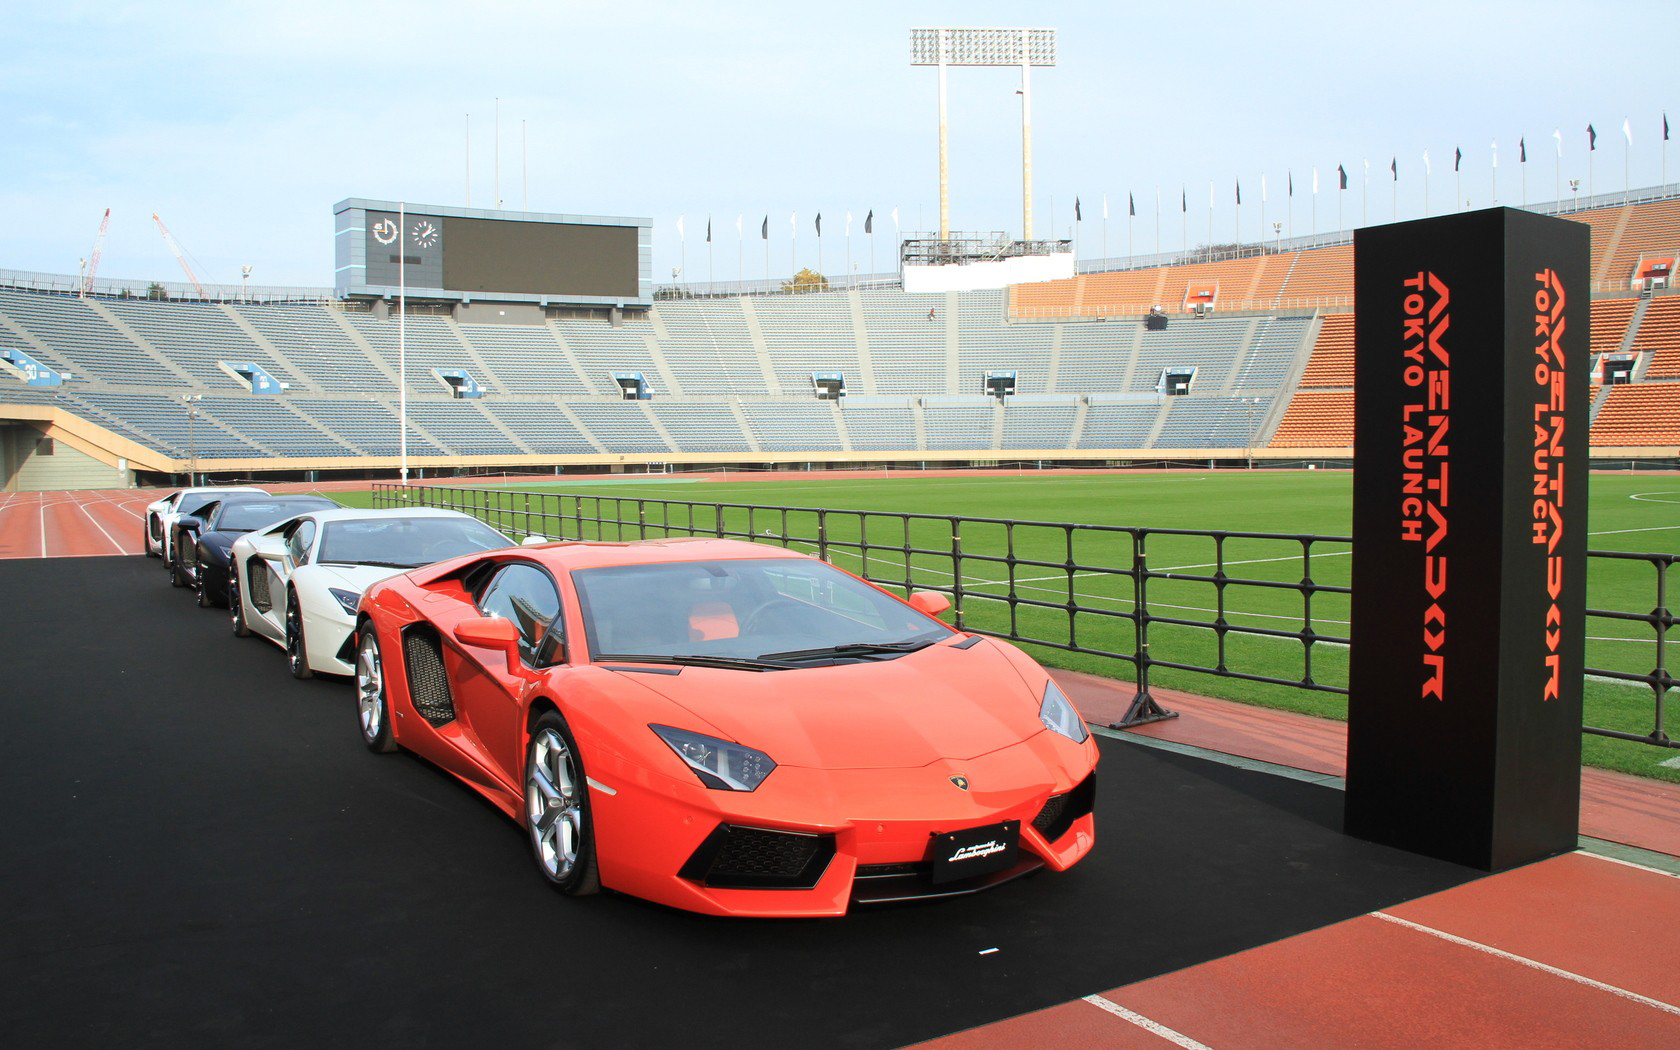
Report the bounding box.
[1372,912,1680,1018]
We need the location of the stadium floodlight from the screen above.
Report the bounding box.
[911,27,1057,241]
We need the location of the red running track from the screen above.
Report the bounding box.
[0,490,153,559]
[918,852,1680,1049]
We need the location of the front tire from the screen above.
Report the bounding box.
[143,520,159,559]
[195,568,213,608]
[230,575,252,636]
[286,593,313,679]
[525,712,599,895]
[356,628,397,753]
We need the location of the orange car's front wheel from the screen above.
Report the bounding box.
[525,712,600,896]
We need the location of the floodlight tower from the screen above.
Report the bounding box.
[910,27,1057,241]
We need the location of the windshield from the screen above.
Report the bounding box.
[572,557,951,664]
[215,499,334,533]
[316,516,510,568]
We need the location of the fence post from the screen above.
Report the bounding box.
[948,516,965,630]
[1114,528,1178,728]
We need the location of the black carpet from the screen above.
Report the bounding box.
[0,556,1479,1049]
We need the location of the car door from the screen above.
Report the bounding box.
[449,561,565,783]
[254,517,314,642]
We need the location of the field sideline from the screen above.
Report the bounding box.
[342,468,1680,783]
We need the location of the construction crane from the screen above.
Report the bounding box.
[82,208,111,296]
[152,212,206,298]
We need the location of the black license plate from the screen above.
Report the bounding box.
[928,820,1020,884]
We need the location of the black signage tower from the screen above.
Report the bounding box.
[1346,208,1589,872]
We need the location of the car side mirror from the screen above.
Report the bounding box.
[454,616,524,674]
[907,591,952,618]
[520,535,548,546]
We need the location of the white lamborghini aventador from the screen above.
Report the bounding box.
[228,507,521,678]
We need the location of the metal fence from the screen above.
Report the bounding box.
[371,483,1674,750]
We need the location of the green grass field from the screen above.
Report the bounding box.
[340,469,1680,782]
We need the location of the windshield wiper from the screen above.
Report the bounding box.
[321,559,417,569]
[760,639,937,662]
[599,653,789,672]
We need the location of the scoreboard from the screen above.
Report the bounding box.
[333,198,652,308]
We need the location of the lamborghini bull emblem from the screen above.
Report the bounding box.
[949,774,970,791]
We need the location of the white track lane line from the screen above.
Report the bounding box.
[1080,995,1213,1049]
[74,497,127,554]
[1371,912,1680,1017]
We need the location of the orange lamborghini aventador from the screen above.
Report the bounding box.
[353,537,1097,917]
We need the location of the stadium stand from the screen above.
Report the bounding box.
[6,195,1680,481]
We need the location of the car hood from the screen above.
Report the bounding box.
[620,639,1048,769]
[305,562,409,594]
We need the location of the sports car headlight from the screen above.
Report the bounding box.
[327,587,363,616]
[650,725,776,792]
[1039,681,1090,744]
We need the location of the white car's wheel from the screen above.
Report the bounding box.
[230,575,252,636]
[286,593,313,679]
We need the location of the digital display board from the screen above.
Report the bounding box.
[334,198,651,308]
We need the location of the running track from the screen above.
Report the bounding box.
[0,489,153,559]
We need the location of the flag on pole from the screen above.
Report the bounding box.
[676,216,685,241]
[1288,170,1294,197]
[1520,138,1527,163]
[761,216,768,239]
[1128,192,1135,217]
[1623,117,1633,146]
[891,207,900,231]
[1491,140,1498,168]
[1665,113,1671,141]
[1391,157,1397,180]
[1075,197,1082,221]
[1588,124,1597,151]
[1181,187,1186,213]
[736,214,742,237]
[1553,128,1563,155]
[814,213,821,236]
[1423,149,1431,176]
[705,217,711,243]
[865,210,874,234]
[1454,147,1462,171]
[1235,180,1241,205]
[1337,164,1348,190]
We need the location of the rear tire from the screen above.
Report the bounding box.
[356,628,397,753]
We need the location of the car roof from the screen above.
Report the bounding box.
[520,537,806,572]
[300,506,501,526]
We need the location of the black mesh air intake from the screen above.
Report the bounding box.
[402,627,456,727]
[679,824,835,889]
[247,562,271,612]
[1032,773,1096,843]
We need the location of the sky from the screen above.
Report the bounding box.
[6,0,1677,293]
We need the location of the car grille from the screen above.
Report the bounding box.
[678,825,835,890]
[401,628,456,727]
[1031,773,1097,843]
